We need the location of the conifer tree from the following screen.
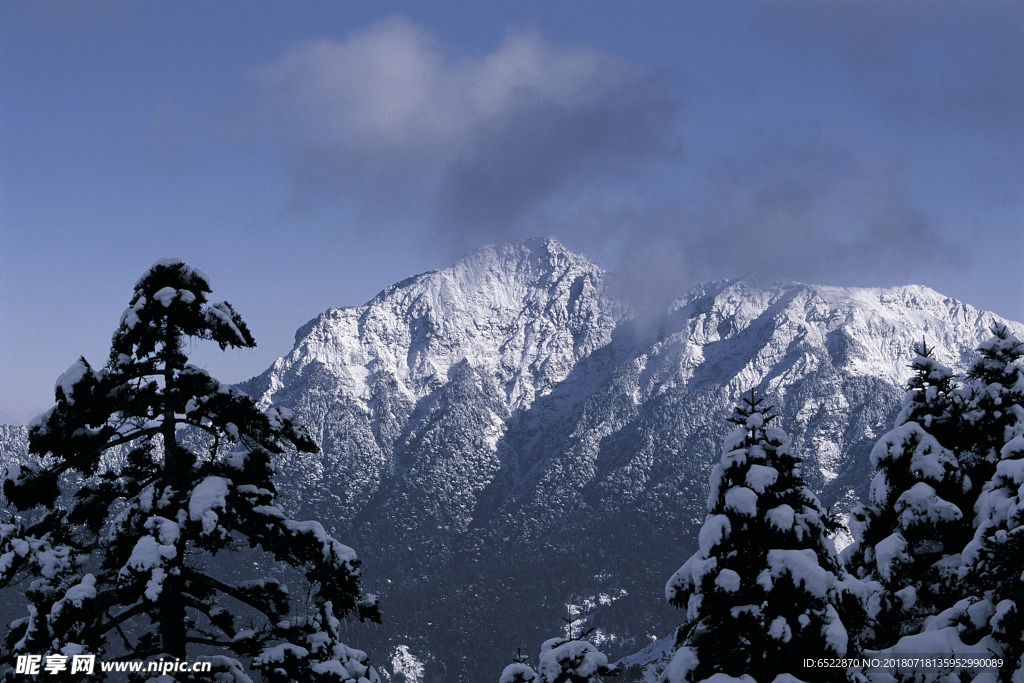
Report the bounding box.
[955,325,1024,680]
[662,391,861,683]
[959,324,1024,498]
[842,341,970,648]
[500,631,616,683]
[0,259,380,681]
[499,648,540,683]
[850,327,1024,682]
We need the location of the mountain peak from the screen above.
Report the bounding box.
[251,236,621,414]
[448,236,599,282]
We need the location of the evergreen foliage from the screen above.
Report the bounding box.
[499,648,541,683]
[846,327,1024,681]
[662,391,861,683]
[959,324,1024,498]
[0,260,380,681]
[955,325,1024,680]
[500,631,617,683]
[842,341,970,648]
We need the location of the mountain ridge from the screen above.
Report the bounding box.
[3,238,1020,681]
[229,238,1019,680]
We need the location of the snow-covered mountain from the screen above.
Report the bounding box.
[233,237,1019,680]
[3,237,1019,681]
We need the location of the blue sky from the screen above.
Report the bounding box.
[1,1,1021,423]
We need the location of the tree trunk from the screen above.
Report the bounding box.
[159,325,187,659]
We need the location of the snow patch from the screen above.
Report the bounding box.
[762,549,832,598]
[874,533,909,581]
[189,476,230,535]
[744,464,778,493]
[715,568,741,592]
[766,504,795,532]
[698,514,731,555]
[724,486,758,516]
[389,644,424,682]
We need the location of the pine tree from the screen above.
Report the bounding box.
[956,325,1024,680]
[499,648,540,683]
[856,327,1024,682]
[0,259,380,681]
[959,324,1024,498]
[662,391,861,683]
[501,630,617,683]
[842,341,970,648]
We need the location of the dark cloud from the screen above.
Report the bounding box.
[433,70,676,242]
[253,14,982,319]
[543,139,960,317]
[686,142,952,284]
[255,17,679,241]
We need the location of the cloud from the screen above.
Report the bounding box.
[685,142,950,283]
[255,17,678,242]
[544,139,959,315]
[253,15,967,317]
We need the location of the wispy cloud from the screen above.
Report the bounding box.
[254,17,678,242]
[253,15,970,314]
[544,139,957,313]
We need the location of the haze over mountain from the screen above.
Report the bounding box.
[3,238,1020,681]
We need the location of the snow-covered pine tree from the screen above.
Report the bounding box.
[499,649,540,683]
[500,631,616,683]
[955,325,1024,680]
[842,341,970,648]
[0,259,380,682]
[662,391,861,683]
[959,324,1024,499]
